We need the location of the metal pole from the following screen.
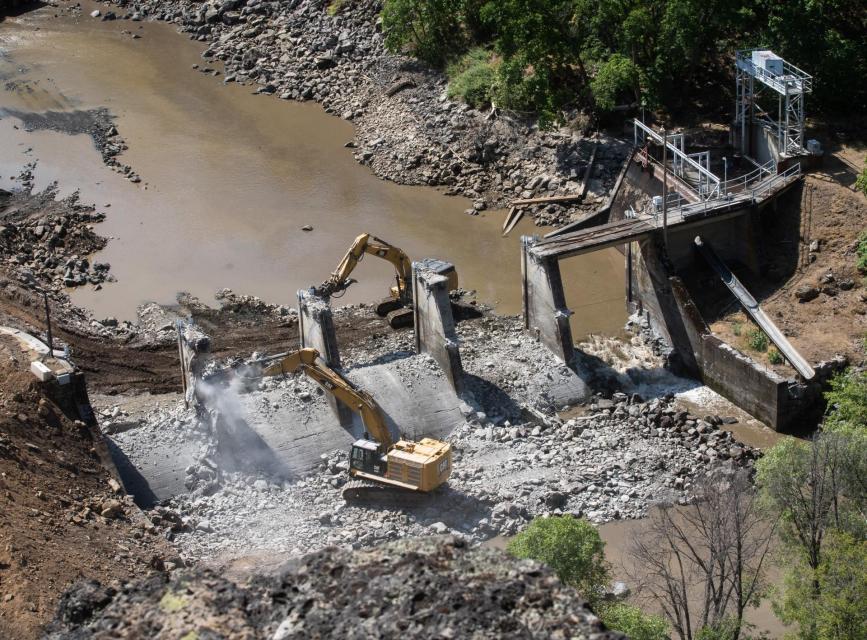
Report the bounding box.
[661,128,668,250]
[723,156,727,195]
[42,291,54,356]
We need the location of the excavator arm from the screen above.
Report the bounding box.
[256,347,394,450]
[314,233,412,301]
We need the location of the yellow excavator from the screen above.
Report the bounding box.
[312,233,459,329]
[251,347,452,501]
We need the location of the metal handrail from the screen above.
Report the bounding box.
[633,120,721,198]
[735,50,812,95]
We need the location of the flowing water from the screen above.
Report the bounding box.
[0,2,626,336]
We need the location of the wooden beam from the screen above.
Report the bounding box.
[510,192,585,207]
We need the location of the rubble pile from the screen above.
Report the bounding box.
[47,537,623,639]
[0,186,113,292]
[97,0,630,225]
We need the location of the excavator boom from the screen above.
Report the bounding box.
[314,233,412,301]
[258,347,393,449]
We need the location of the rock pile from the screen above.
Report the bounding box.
[47,537,624,639]
[0,186,114,293]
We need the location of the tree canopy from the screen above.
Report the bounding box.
[381,0,867,123]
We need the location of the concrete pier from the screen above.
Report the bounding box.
[412,259,464,393]
[521,236,575,363]
[297,289,353,427]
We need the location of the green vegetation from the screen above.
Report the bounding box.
[823,368,867,434]
[732,322,743,337]
[381,0,468,67]
[381,0,867,124]
[746,328,769,352]
[598,603,669,640]
[774,531,867,640]
[767,347,783,365]
[446,48,498,108]
[856,162,867,197]
[326,0,345,16]
[756,372,867,640]
[856,230,867,275]
[507,515,609,606]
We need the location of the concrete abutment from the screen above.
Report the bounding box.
[412,259,464,394]
[521,236,575,364]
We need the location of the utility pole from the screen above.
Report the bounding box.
[661,127,668,251]
[42,290,54,357]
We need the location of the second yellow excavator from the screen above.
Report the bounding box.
[312,233,458,328]
[251,347,453,501]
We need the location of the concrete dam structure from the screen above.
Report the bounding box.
[521,120,833,432]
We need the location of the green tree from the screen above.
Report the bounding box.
[591,54,641,111]
[381,0,466,67]
[823,368,867,432]
[774,531,867,640]
[760,0,867,113]
[857,165,867,198]
[480,0,589,124]
[507,515,609,606]
[757,408,867,640]
[599,602,669,640]
[855,230,867,275]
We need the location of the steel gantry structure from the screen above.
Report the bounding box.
[735,49,812,158]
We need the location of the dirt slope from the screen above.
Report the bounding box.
[0,335,173,638]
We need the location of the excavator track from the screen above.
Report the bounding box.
[341,478,427,508]
[386,308,414,329]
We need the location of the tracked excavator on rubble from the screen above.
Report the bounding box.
[250,347,453,501]
[312,233,459,329]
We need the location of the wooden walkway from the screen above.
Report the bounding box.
[532,218,655,260]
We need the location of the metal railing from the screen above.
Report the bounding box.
[719,158,776,195]
[633,119,721,200]
[749,162,801,200]
[643,162,800,223]
[735,50,812,95]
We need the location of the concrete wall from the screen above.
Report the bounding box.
[667,275,842,432]
[297,289,353,427]
[522,237,575,363]
[412,259,464,394]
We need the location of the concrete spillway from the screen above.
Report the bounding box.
[694,236,815,380]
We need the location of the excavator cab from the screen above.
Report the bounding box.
[350,439,386,477]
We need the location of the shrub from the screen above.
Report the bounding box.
[746,328,769,352]
[598,603,668,640]
[590,54,640,112]
[823,368,867,433]
[768,347,783,365]
[446,48,497,108]
[326,0,345,16]
[856,230,867,275]
[856,162,867,197]
[732,322,742,337]
[507,516,609,606]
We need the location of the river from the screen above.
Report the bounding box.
[0,1,625,337]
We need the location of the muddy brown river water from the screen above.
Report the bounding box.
[0,2,626,334]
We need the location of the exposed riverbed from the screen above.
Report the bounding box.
[0,2,625,337]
